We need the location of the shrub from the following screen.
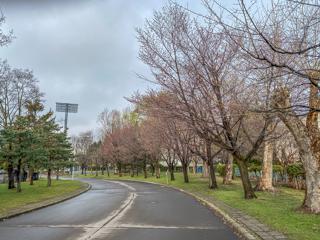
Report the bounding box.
[287,163,304,178]
[273,164,284,174]
[216,163,237,177]
[216,163,226,177]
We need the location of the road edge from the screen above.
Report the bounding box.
[105,179,258,240]
[0,181,92,221]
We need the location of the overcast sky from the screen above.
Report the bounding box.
[0,0,211,136]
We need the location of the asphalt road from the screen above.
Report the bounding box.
[0,178,239,240]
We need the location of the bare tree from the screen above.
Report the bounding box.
[72,131,93,175]
[205,0,320,90]
[169,121,193,183]
[202,0,320,212]
[140,117,162,178]
[0,14,13,47]
[136,4,272,198]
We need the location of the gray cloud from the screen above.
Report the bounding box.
[0,0,203,135]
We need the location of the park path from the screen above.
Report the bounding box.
[0,178,238,240]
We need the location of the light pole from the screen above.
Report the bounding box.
[56,102,78,179]
[56,102,78,132]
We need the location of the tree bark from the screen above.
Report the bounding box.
[56,168,60,180]
[130,164,135,177]
[182,162,189,183]
[169,165,175,181]
[29,167,34,185]
[202,160,209,178]
[7,162,15,189]
[106,164,110,177]
[155,162,160,178]
[95,158,98,177]
[256,141,274,191]
[273,87,320,213]
[143,159,148,178]
[223,154,233,185]
[16,159,22,193]
[151,164,155,176]
[136,164,139,176]
[47,168,52,187]
[192,160,197,174]
[206,141,218,189]
[234,156,257,199]
[208,159,218,189]
[118,162,122,177]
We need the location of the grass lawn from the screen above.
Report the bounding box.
[78,172,320,240]
[0,178,86,216]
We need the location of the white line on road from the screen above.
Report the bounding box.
[116,224,224,230]
[105,180,136,192]
[7,224,223,231]
[77,181,137,240]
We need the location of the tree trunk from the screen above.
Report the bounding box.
[56,168,60,180]
[151,164,155,176]
[16,159,22,193]
[208,159,218,189]
[169,165,175,181]
[155,162,160,178]
[273,87,320,213]
[29,167,34,185]
[182,162,189,183]
[193,160,198,174]
[136,164,139,176]
[7,161,15,189]
[300,147,320,213]
[202,160,208,178]
[95,159,98,177]
[47,168,52,187]
[192,161,196,174]
[70,164,73,177]
[106,164,110,177]
[143,160,148,179]
[256,141,274,191]
[118,162,122,177]
[206,141,218,189]
[234,156,257,199]
[223,154,233,185]
[130,164,135,177]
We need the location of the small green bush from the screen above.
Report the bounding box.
[287,163,304,178]
[216,163,226,177]
[216,163,237,177]
[273,164,284,174]
[248,164,261,173]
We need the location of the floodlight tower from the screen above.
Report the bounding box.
[56,102,78,180]
[56,102,78,132]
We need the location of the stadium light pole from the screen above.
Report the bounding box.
[56,102,78,180]
[56,102,78,132]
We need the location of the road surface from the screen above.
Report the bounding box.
[0,178,239,240]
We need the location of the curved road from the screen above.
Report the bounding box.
[0,179,238,240]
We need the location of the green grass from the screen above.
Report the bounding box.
[0,179,86,216]
[78,172,320,240]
